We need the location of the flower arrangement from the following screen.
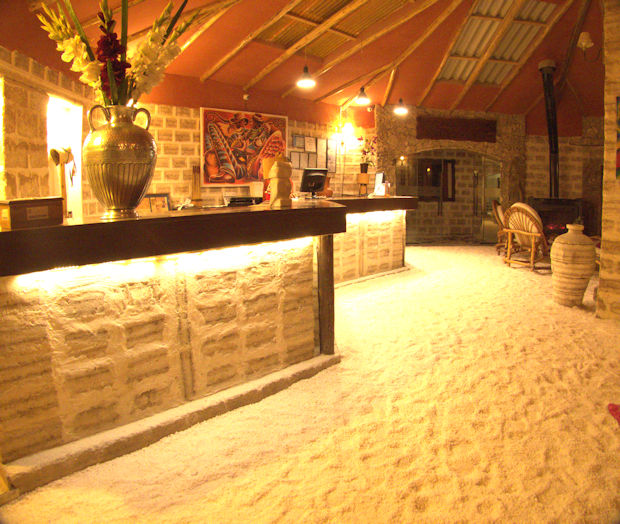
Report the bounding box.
[37,0,201,106]
[358,135,377,166]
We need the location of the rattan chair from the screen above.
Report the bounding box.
[502,202,549,270]
[491,200,508,255]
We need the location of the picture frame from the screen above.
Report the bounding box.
[300,152,309,169]
[136,193,171,215]
[304,136,317,152]
[201,107,287,185]
[307,153,317,168]
[292,134,305,149]
[290,151,301,169]
[316,138,327,169]
[327,139,338,173]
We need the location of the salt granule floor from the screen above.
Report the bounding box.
[2,245,620,523]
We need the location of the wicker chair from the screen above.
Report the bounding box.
[491,200,508,255]
[502,202,549,270]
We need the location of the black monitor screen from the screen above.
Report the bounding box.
[299,168,327,196]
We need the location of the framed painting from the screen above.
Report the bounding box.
[201,108,287,185]
[136,193,171,215]
[304,136,317,152]
[292,134,305,149]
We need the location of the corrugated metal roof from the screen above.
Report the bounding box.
[439,58,477,81]
[473,0,512,18]
[336,0,408,35]
[452,18,499,59]
[517,0,555,23]
[493,23,541,62]
[478,61,513,84]
[306,32,349,58]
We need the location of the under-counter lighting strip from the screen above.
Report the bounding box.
[11,237,313,290]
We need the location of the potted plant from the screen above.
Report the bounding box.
[358,135,377,173]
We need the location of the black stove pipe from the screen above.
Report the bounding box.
[538,59,559,198]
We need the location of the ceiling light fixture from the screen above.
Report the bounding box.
[296,65,316,89]
[393,98,408,116]
[355,86,371,106]
[577,31,601,62]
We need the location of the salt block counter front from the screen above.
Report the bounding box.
[0,202,345,479]
[330,197,418,283]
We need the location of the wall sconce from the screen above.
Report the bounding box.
[393,99,408,116]
[296,65,316,89]
[355,86,371,106]
[577,31,601,62]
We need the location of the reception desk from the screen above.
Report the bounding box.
[0,201,345,493]
[0,197,415,494]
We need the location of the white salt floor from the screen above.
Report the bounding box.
[2,245,620,523]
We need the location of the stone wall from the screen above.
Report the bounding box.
[333,211,405,283]
[0,239,317,462]
[598,0,620,318]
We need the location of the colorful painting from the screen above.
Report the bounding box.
[200,108,287,185]
[617,97,620,179]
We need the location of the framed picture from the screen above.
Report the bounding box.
[292,134,305,149]
[201,108,287,185]
[316,138,327,169]
[136,193,171,215]
[304,136,317,152]
[307,153,317,168]
[290,151,301,169]
[327,139,338,173]
[300,152,309,169]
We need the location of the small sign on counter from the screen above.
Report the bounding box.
[0,197,63,230]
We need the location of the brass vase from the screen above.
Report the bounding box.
[83,105,157,220]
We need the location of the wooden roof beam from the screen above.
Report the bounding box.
[449,0,528,110]
[338,0,463,109]
[200,0,305,81]
[281,0,441,98]
[284,13,357,41]
[418,0,476,105]
[244,0,369,92]
[382,68,398,107]
[484,0,576,112]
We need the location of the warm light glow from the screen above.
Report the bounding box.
[0,77,4,200]
[346,210,404,226]
[577,31,594,51]
[13,237,314,291]
[47,95,84,221]
[296,66,316,89]
[355,87,371,106]
[399,155,405,161]
[393,99,408,116]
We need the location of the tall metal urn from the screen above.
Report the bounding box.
[83,105,157,220]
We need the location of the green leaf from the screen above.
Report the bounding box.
[106,60,119,104]
[164,0,189,43]
[62,0,96,61]
[120,0,128,64]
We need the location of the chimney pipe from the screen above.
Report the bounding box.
[538,59,559,198]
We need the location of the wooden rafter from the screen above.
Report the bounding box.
[284,13,357,40]
[418,0,476,105]
[382,68,398,107]
[126,0,240,43]
[201,0,305,81]
[244,0,369,91]
[449,0,528,110]
[484,0,576,112]
[524,0,591,115]
[339,0,463,109]
[179,1,241,54]
[313,66,386,103]
[281,0,440,98]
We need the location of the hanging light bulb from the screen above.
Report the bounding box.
[355,86,371,106]
[296,65,316,89]
[394,98,408,116]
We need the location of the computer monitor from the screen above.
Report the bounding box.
[300,168,328,198]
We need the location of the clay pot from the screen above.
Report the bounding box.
[550,224,596,306]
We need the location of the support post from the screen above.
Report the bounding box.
[317,234,335,355]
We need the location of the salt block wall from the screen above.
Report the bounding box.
[333,212,405,283]
[598,0,620,318]
[0,240,317,462]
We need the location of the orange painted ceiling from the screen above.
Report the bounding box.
[3,0,604,134]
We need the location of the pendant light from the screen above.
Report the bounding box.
[296,65,316,89]
[355,86,371,106]
[393,98,408,116]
